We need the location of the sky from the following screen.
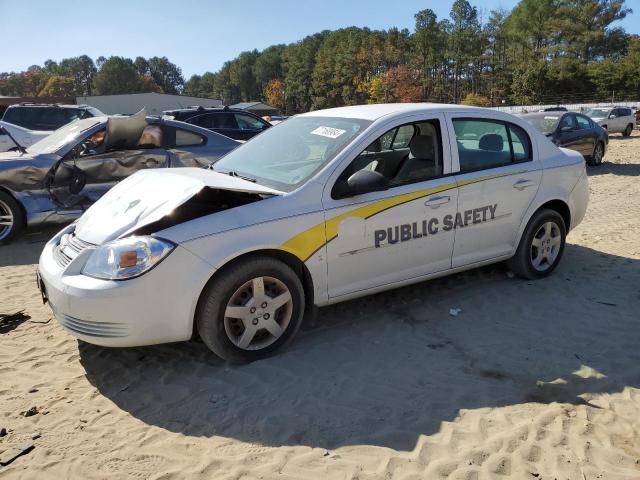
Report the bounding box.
[1,0,638,79]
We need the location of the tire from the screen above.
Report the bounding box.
[622,124,633,137]
[587,141,604,166]
[0,190,24,244]
[196,256,305,362]
[507,209,566,280]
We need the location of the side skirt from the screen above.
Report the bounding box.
[316,253,514,307]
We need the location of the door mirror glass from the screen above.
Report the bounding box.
[608,114,616,119]
[339,169,389,198]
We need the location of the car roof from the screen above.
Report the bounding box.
[519,112,567,118]
[9,103,92,109]
[166,107,248,114]
[298,103,489,121]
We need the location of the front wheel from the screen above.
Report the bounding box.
[587,141,604,166]
[0,191,24,244]
[507,209,566,280]
[196,256,305,362]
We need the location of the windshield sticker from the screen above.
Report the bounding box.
[311,126,346,139]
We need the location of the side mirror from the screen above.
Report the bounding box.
[560,126,573,133]
[341,169,389,198]
[609,114,616,119]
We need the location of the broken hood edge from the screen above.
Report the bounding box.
[74,168,283,245]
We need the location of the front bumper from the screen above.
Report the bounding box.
[38,225,215,347]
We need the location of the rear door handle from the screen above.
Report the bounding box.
[424,195,450,208]
[513,179,534,190]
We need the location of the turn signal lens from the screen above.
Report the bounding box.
[119,251,138,268]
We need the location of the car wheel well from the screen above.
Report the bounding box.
[193,249,315,338]
[0,186,26,224]
[536,199,571,231]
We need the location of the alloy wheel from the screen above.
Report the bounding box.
[223,276,293,350]
[0,199,14,241]
[530,221,562,272]
[593,143,603,165]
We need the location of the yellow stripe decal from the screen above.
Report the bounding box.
[281,171,518,262]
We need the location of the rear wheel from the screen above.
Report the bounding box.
[508,209,566,280]
[587,141,604,166]
[622,124,633,137]
[196,256,305,362]
[0,191,24,244]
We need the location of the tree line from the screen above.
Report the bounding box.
[0,55,185,98]
[1,0,637,112]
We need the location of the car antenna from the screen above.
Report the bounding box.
[0,125,27,154]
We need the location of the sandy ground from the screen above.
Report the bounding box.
[1,132,640,480]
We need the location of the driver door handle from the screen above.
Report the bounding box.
[424,195,450,208]
[513,179,534,190]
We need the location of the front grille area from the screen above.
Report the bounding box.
[58,313,128,338]
[53,232,95,268]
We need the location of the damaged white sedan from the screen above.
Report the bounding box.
[38,104,589,361]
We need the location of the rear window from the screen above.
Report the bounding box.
[2,107,86,131]
[189,113,238,130]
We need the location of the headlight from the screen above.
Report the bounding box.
[82,236,175,280]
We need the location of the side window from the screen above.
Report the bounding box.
[378,130,394,150]
[190,114,214,129]
[137,125,163,148]
[453,119,521,172]
[558,114,577,130]
[508,124,532,162]
[235,113,267,130]
[575,115,591,130]
[175,129,206,147]
[75,129,107,158]
[216,113,238,129]
[391,124,414,149]
[334,119,443,196]
[64,109,85,123]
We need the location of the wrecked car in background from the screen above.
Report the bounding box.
[0,111,239,243]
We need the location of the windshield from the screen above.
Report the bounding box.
[213,116,372,192]
[585,109,610,118]
[27,118,103,155]
[521,115,560,135]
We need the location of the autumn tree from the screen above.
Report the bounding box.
[38,75,75,97]
[264,78,285,110]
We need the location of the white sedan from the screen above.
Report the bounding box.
[38,104,589,362]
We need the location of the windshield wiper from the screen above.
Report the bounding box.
[227,170,257,182]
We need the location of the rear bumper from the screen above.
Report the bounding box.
[38,225,215,347]
[568,169,589,231]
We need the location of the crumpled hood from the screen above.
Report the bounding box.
[74,168,282,245]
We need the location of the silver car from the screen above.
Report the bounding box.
[0,112,239,243]
[584,106,635,136]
